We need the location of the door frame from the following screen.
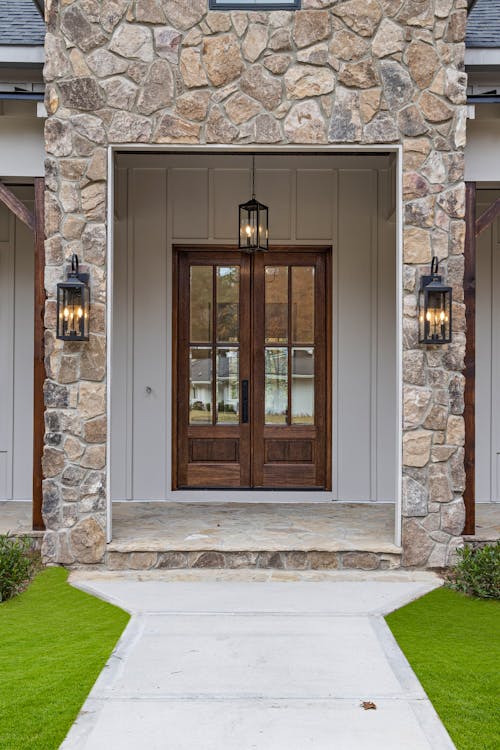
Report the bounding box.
[172,245,332,492]
[106,145,403,549]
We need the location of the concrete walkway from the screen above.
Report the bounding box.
[62,571,455,750]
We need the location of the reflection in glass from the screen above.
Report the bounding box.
[292,348,314,424]
[265,347,288,424]
[216,266,239,343]
[217,348,239,423]
[265,266,288,344]
[190,266,212,342]
[189,347,212,424]
[292,267,314,343]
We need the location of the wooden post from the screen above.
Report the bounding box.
[32,178,45,531]
[463,182,476,536]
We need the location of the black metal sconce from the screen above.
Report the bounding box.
[56,254,90,341]
[418,256,452,345]
[239,155,269,253]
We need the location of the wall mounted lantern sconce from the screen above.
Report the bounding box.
[239,154,269,253]
[418,256,452,345]
[56,254,90,341]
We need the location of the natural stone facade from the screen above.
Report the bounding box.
[42,0,468,567]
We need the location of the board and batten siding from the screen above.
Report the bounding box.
[111,153,396,503]
[476,189,500,503]
[0,190,34,501]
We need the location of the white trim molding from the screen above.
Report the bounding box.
[466,48,500,68]
[0,46,44,64]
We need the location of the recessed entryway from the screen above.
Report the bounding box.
[111,151,398,508]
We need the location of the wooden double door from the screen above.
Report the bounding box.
[174,247,331,490]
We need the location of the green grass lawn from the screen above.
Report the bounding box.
[386,586,500,750]
[0,567,130,750]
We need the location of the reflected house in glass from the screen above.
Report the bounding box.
[189,265,241,424]
[190,348,239,422]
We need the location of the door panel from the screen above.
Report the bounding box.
[176,252,251,488]
[252,252,329,488]
[175,248,330,490]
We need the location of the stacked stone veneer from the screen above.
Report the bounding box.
[106,549,402,572]
[42,0,468,567]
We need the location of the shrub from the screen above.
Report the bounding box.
[0,535,37,602]
[447,542,500,600]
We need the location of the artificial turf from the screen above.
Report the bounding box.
[386,586,500,750]
[0,567,130,750]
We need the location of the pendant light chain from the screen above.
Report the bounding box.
[252,153,255,199]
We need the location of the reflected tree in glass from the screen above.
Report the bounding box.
[265,266,288,344]
[217,347,239,423]
[216,266,239,343]
[265,347,288,424]
[292,348,314,424]
[190,266,212,342]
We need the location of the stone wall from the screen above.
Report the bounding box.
[42,0,468,567]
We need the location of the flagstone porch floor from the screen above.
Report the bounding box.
[110,502,399,554]
[110,502,404,571]
[1,501,498,570]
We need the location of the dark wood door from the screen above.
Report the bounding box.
[174,248,331,490]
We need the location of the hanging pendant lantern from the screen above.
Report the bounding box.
[418,256,452,345]
[239,155,269,253]
[56,254,90,341]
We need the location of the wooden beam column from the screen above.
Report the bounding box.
[33,178,46,531]
[463,182,476,535]
[0,181,35,231]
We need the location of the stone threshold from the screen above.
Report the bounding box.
[107,539,402,554]
[105,548,402,572]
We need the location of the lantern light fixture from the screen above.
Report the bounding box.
[239,154,269,253]
[56,254,90,341]
[418,256,452,345]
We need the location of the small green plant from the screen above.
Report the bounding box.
[447,542,500,600]
[0,534,37,602]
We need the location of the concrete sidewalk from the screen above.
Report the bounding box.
[62,571,455,750]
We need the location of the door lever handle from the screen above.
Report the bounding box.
[241,379,249,423]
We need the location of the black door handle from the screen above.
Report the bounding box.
[241,379,249,423]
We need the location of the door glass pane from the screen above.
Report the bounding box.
[216,347,239,423]
[292,348,314,424]
[265,266,288,344]
[265,347,288,424]
[292,266,314,344]
[217,266,239,343]
[189,347,212,423]
[190,266,212,342]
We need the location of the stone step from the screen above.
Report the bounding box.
[105,548,402,572]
